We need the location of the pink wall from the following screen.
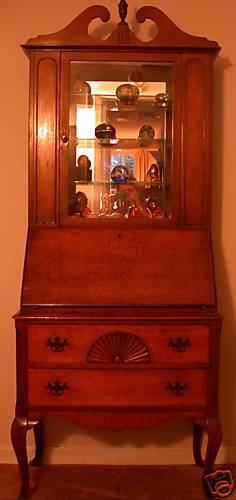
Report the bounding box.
[1,0,236,464]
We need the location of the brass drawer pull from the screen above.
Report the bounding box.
[166,380,189,396]
[46,336,69,352]
[168,337,191,353]
[46,380,69,396]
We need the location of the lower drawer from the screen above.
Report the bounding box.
[28,368,208,408]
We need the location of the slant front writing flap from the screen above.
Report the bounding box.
[21,227,216,307]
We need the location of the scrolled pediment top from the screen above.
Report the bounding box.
[23,4,220,51]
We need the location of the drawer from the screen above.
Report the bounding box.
[28,324,210,367]
[28,368,208,408]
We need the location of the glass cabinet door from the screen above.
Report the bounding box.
[60,57,181,224]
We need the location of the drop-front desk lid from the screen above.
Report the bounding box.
[21,227,216,307]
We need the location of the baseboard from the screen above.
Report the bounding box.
[1,445,235,465]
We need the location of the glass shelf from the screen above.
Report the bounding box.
[74,138,171,149]
[70,93,172,111]
[74,180,170,186]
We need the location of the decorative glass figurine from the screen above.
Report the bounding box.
[77,155,92,182]
[72,80,93,105]
[74,191,91,216]
[116,83,139,104]
[145,163,160,183]
[95,123,116,140]
[155,92,171,108]
[73,80,91,94]
[138,125,155,146]
[111,165,130,183]
[146,198,164,218]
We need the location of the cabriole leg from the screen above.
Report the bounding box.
[193,418,222,474]
[11,417,36,499]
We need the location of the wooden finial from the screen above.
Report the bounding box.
[119,0,128,24]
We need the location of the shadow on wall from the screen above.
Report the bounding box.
[212,55,236,457]
[38,415,194,463]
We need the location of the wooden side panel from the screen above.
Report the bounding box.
[183,55,213,225]
[21,227,216,307]
[30,53,59,224]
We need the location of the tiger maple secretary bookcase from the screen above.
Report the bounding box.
[11,1,222,497]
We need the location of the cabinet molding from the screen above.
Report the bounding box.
[30,53,60,224]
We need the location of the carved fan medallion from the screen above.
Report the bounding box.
[87,331,150,363]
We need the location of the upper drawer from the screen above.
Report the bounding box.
[28,323,210,367]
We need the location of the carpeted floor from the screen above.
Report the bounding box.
[0,464,235,500]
